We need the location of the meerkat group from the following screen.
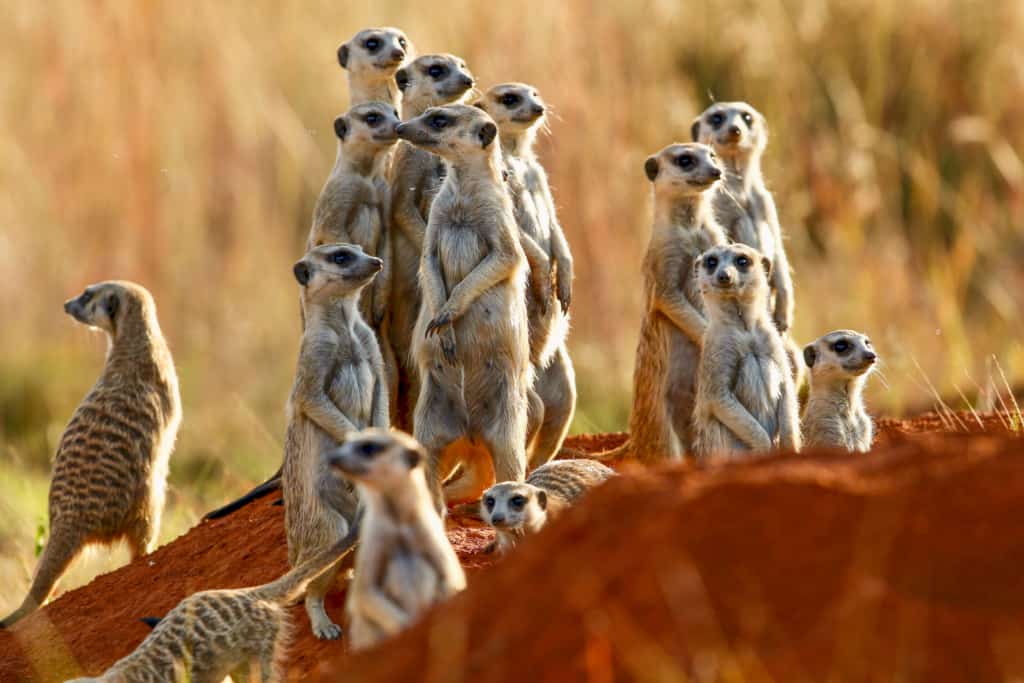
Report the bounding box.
[0,23,886,682]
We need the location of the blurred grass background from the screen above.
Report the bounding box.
[2,0,1023,612]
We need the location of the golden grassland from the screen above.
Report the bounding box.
[1,0,1023,612]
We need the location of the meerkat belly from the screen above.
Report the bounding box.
[347,203,382,255]
[383,551,438,616]
[734,350,784,437]
[328,359,376,428]
[754,218,776,263]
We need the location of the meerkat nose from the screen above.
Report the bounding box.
[710,167,722,179]
[532,104,544,116]
[728,125,742,138]
[370,257,383,272]
[864,352,877,363]
[391,48,404,61]
[716,272,732,285]
[490,513,505,525]
[460,74,474,88]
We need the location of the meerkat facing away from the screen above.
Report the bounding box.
[481,459,615,555]
[337,27,413,109]
[2,282,180,628]
[63,519,360,683]
[396,104,532,510]
[283,243,388,640]
[328,430,466,652]
[802,330,878,452]
[389,54,476,429]
[692,244,801,458]
[476,83,576,468]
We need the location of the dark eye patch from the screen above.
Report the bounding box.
[332,250,352,265]
[364,37,381,52]
[365,113,380,125]
[704,255,719,271]
[357,441,381,458]
[709,112,725,127]
[484,496,495,510]
[741,111,754,125]
[676,154,695,169]
[832,340,851,354]
[510,495,527,509]
[501,93,521,107]
[427,64,447,79]
[735,255,751,269]
[429,114,449,130]
[80,290,93,304]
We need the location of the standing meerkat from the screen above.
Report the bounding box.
[692,244,801,458]
[64,520,360,683]
[396,104,532,509]
[2,282,180,628]
[337,27,413,109]
[328,430,466,652]
[593,143,726,463]
[692,102,803,385]
[802,330,878,452]
[284,243,388,640]
[476,83,576,467]
[480,459,615,555]
[389,54,476,429]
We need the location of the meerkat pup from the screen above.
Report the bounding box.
[389,54,476,429]
[337,27,413,109]
[476,83,576,467]
[692,244,801,458]
[802,330,878,452]
[283,243,388,640]
[328,430,466,652]
[396,104,532,509]
[481,459,615,555]
[2,282,180,628]
[64,521,360,683]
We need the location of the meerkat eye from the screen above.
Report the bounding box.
[429,115,449,130]
[705,255,718,269]
[398,37,407,48]
[735,256,751,268]
[484,496,495,510]
[364,38,381,52]
[365,113,380,125]
[509,495,527,509]
[357,441,382,458]
[710,113,725,127]
[677,154,694,168]
[427,64,446,79]
[332,251,351,265]
[742,112,754,125]
[80,290,93,304]
[501,93,521,107]
[833,340,850,354]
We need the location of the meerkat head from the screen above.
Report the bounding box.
[475,83,546,150]
[804,330,878,385]
[334,102,402,154]
[326,429,426,495]
[338,27,412,81]
[396,104,499,166]
[481,481,548,537]
[64,281,153,339]
[395,54,475,116]
[691,102,768,162]
[293,243,382,303]
[644,143,722,197]
[696,244,771,306]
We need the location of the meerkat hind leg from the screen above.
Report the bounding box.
[529,347,576,468]
[414,372,468,512]
[304,563,343,640]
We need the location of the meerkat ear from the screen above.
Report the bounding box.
[761,256,772,279]
[337,43,350,69]
[334,116,348,141]
[403,448,422,469]
[536,490,547,511]
[395,68,410,91]
[691,118,702,141]
[478,121,497,149]
[104,293,119,320]
[803,345,817,368]
[644,156,659,181]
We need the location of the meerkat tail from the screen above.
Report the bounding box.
[252,520,360,605]
[202,467,283,521]
[571,440,630,462]
[1,526,82,627]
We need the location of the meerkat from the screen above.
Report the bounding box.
[396,104,532,511]
[388,54,476,429]
[1,282,180,629]
[481,459,615,555]
[692,102,803,386]
[328,429,466,652]
[802,330,878,452]
[337,27,413,109]
[476,83,576,467]
[692,244,801,458]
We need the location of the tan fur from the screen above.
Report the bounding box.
[283,244,388,640]
[481,459,615,554]
[477,83,576,467]
[802,330,877,452]
[396,104,532,511]
[388,54,476,429]
[692,244,801,457]
[329,430,466,652]
[337,27,413,109]
[2,282,180,628]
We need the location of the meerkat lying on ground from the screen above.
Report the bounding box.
[802,330,878,452]
[481,459,615,555]
[692,244,801,458]
[329,430,466,652]
[397,104,532,510]
[389,54,476,429]
[337,27,413,109]
[2,282,180,628]
[476,83,576,467]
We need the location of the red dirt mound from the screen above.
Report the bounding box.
[2,418,1023,682]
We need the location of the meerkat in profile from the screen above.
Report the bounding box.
[481,459,614,555]
[802,330,878,452]
[476,83,576,467]
[396,103,532,510]
[283,243,388,640]
[2,282,180,628]
[388,54,476,429]
[64,521,360,683]
[328,430,466,652]
[692,244,801,458]
[337,27,413,109]
[692,102,802,385]
[594,143,726,463]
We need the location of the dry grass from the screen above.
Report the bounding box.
[1,0,1023,611]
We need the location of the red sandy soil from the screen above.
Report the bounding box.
[2,414,1023,682]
